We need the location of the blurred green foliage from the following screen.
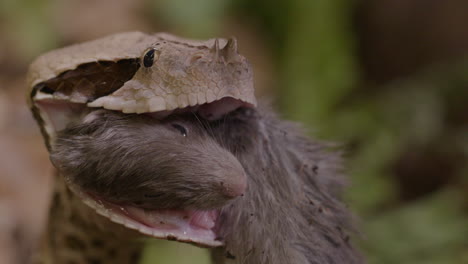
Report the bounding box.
[0,0,58,60]
[149,0,230,37]
[364,191,468,264]
[141,240,211,264]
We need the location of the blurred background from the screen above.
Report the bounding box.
[0,0,467,263]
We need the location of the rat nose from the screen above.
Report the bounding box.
[221,170,247,198]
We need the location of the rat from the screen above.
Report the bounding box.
[49,104,363,264]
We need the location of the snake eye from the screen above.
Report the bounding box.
[171,123,187,137]
[143,48,158,68]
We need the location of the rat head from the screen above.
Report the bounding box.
[48,109,247,247]
[51,110,247,210]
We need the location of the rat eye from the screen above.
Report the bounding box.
[171,123,187,137]
[143,48,159,68]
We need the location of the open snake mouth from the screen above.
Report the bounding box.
[68,183,223,247]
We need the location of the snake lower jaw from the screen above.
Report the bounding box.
[68,183,225,248]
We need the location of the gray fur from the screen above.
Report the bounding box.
[209,106,362,264]
[50,104,363,264]
[50,110,247,210]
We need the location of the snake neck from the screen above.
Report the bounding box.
[35,172,144,264]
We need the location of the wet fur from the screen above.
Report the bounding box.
[50,104,363,264]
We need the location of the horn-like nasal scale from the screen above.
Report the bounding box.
[211,38,221,59]
[220,37,240,63]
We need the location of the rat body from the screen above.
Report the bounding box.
[49,104,362,264]
[210,106,362,264]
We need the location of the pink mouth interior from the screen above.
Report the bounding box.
[79,191,223,247]
[124,207,218,230]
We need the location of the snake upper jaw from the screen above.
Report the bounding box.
[28,32,256,147]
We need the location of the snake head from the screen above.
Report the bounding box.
[26,32,256,248]
[27,31,256,148]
